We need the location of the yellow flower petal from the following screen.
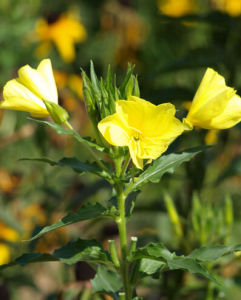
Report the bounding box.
[211,95,241,129]
[98,113,132,146]
[128,139,143,170]
[1,79,48,117]
[37,59,58,103]
[18,59,57,103]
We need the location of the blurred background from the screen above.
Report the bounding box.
[0,0,241,299]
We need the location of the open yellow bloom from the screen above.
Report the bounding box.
[183,68,241,130]
[0,59,58,117]
[98,96,184,169]
[35,13,87,63]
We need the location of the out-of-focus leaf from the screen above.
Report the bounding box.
[188,244,241,262]
[29,203,108,241]
[132,147,209,190]
[91,265,122,294]
[216,155,241,183]
[29,118,104,151]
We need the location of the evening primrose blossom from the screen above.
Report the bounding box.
[183,68,241,130]
[0,59,58,117]
[98,96,184,169]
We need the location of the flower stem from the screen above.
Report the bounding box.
[116,183,132,300]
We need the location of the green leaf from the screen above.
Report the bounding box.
[91,265,122,294]
[54,239,111,265]
[0,239,113,271]
[167,257,217,283]
[131,242,218,283]
[29,203,108,241]
[29,118,104,151]
[0,253,58,270]
[132,242,173,261]
[132,146,210,190]
[139,258,165,275]
[20,157,104,176]
[188,244,241,262]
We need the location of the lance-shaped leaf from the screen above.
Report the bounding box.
[29,203,108,241]
[0,239,113,271]
[29,118,104,151]
[91,265,122,294]
[21,157,104,176]
[188,244,241,262]
[131,146,210,190]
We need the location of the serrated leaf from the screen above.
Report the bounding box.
[188,244,241,262]
[167,257,217,283]
[54,239,112,265]
[29,203,108,241]
[132,146,210,190]
[91,265,122,294]
[29,118,104,151]
[0,239,112,271]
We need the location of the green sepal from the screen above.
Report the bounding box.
[43,100,69,124]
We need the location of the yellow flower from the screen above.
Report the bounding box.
[157,0,196,17]
[35,13,87,63]
[98,96,184,169]
[0,59,58,117]
[183,68,241,130]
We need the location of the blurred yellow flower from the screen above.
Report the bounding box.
[183,68,241,130]
[0,59,58,117]
[0,244,10,265]
[35,13,87,63]
[213,0,241,16]
[98,96,183,169]
[0,222,19,265]
[157,0,196,17]
[68,74,83,99]
[205,129,219,145]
